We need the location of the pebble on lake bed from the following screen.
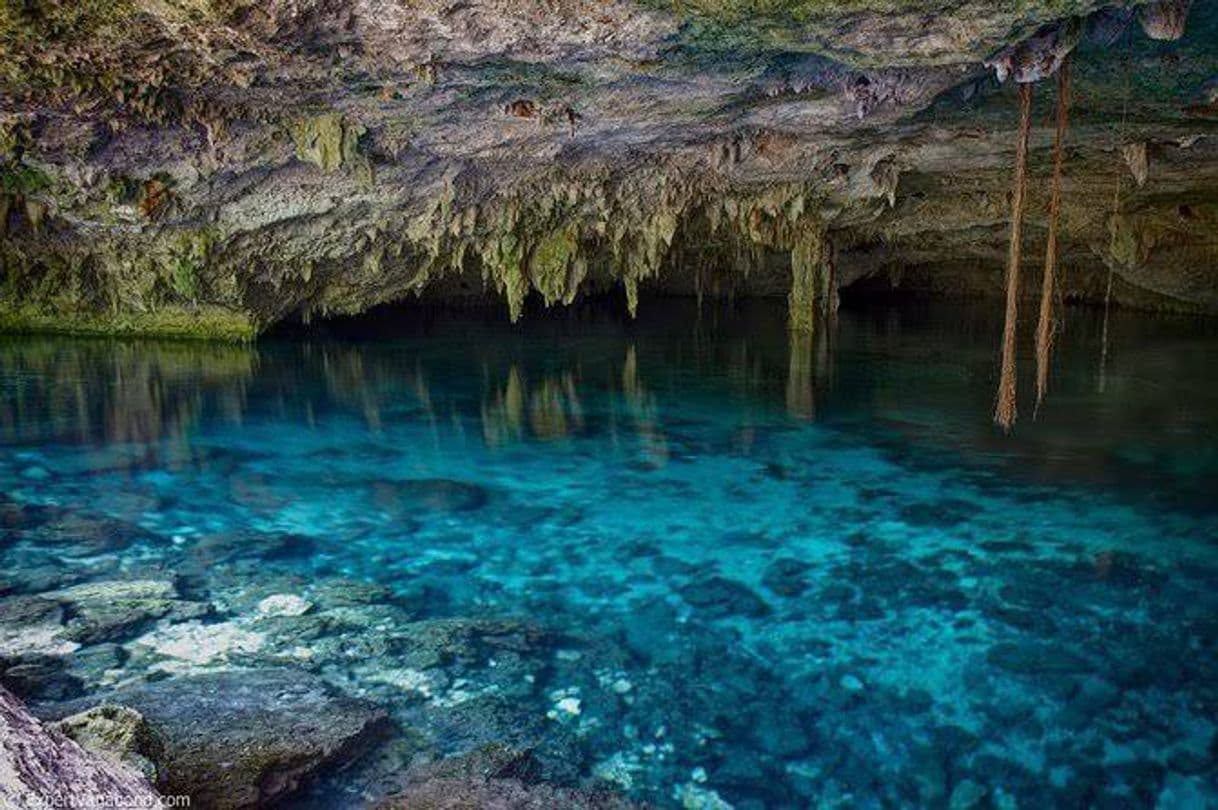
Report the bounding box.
[675,781,733,810]
[556,697,582,715]
[839,674,865,693]
[368,667,435,698]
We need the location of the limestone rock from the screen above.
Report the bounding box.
[43,668,391,809]
[985,20,1080,84]
[1123,142,1150,188]
[0,596,76,659]
[50,704,165,783]
[0,685,163,810]
[255,593,314,618]
[375,777,644,809]
[48,579,212,645]
[1138,0,1193,40]
[374,745,641,809]
[130,620,266,671]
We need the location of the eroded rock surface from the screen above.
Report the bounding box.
[1,0,1215,334]
[0,684,163,810]
[41,668,391,809]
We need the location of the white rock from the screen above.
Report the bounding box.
[133,621,263,665]
[255,594,313,618]
[369,668,434,697]
[675,782,734,810]
[555,697,582,716]
[840,674,865,693]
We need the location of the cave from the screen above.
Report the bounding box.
[2,1,1217,809]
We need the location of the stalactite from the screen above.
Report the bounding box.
[994,82,1033,433]
[1035,57,1071,417]
[789,227,826,333]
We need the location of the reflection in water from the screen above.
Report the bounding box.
[482,365,586,444]
[785,329,816,421]
[0,338,254,453]
[1,299,1216,504]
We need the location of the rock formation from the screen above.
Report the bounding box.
[0,684,164,810]
[1,0,1216,337]
[41,668,392,809]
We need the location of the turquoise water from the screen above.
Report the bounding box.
[2,300,1217,808]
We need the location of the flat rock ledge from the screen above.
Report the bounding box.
[41,668,391,809]
[0,683,163,810]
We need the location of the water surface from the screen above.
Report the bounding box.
[2,300,1216,808]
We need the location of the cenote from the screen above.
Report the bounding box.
[5,0,1218,807]
[2,297,1217,808]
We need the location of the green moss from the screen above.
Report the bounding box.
[788,229,826,332]
[0,305,257,342]
[528,224,585,306]
[167,232,211,301]
[289,113,369,179]
[1,163,54,196]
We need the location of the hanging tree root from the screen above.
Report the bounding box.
[1035,56,1072,417]
[995,82,1034,433]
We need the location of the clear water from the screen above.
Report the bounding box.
[2,299,1217,808]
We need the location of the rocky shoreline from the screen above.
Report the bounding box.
[0,486,668,808]
[1,579,650,808]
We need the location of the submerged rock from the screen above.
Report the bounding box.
[125,619,267,677]
[49,579,212,645]
[949,778,988,810]
[376,777,643,809]
[0,596,76,659]
[19,511,159,557]
[392,479,491,513]
[43,668,390,809]
[761,558,813,597]
[680,577,772,618]
[986,642,1092,676]
[255,593,314,618]
[373,744,640,810]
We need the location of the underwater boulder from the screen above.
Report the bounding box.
[986,642,1092,676]
[385,479,491,513]
[761,558,813,597]
[48,579,212,645]
[418,693,583,785]
[680,576,772,618]
[50,703,165,783]
[19,509,164,558]
[375,775,643,809]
